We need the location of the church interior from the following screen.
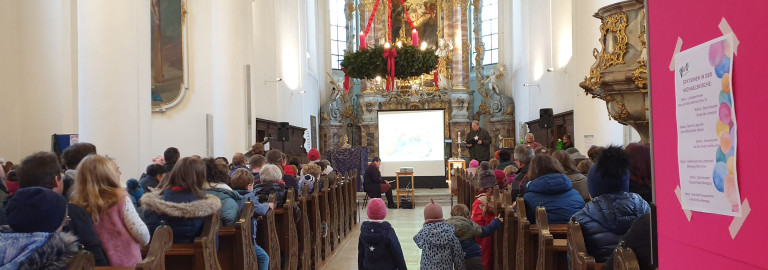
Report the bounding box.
[0,0,766,269]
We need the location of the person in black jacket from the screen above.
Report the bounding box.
[511,144,534,197]
[465,120,492,162]
[358,198,406,269]
[363,157,396,208]
[11,151,110,266]
[163,147,180,173]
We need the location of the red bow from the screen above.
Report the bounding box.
[383,47,397,91]
[342,68,350,93]
[434,59,439,88]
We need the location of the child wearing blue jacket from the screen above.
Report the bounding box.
[231,168,274,270]
[358,198,407,270]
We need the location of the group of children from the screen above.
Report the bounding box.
[358,197,502,270]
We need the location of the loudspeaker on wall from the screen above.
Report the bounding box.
[539,108,554,128]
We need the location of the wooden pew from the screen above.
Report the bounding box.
[69,250,95,270]
[501,189,517,270]
[327,173,340,249]
[613,242,640,270]
[348,170,358,230]
[256,194,281,270]
[535,206,568,270]
[337,174,346,238]
[515,198,568,270]
[81,226,173,270]
[297,186,312,270]
[218,201,259,270]
[318,175,331,260]
[306,180,323,269]
[273,189,298,270]
[567,218,602,270]
[487,187,504,270]
[164,213,221,270]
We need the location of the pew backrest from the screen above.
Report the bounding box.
[567,218,598,270]
[613,241,640,270]
[138,225,174,270]
[234,201,258,270]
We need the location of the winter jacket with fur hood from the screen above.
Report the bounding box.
[523,173,585,224]
[204,188,243,227]
[446,216,501,259]
[572,192,650,262]
[140,190,222,244]
[357,221,407,270]
[0,228,80,270]
[413,221,465,270]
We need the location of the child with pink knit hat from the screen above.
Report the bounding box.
[358,198,406,269]
[413,199,465,270]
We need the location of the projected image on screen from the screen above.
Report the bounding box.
[378,110,445,162]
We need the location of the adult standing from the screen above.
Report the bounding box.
[363,157,396,209]
[465,120,492,162]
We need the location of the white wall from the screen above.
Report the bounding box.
[500,0,633,152]
[0,0,78,163]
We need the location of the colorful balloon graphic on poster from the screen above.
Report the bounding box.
[709,39,739,210]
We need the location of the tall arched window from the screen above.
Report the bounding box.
[481,0,498,65]
[330,0,347,70]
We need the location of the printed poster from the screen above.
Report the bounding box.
[675,34,741,217]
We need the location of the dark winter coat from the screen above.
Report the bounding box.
[629,182,653,203]
[0,229,80,270]
[446,216,501,259]
[357,221,407,270]
[139,173,160,192]
[363,165,385,198]
[465,128,492,162]
[523,173,585,224]
[572,192,650,262]
[604,213,654,270]
[511,165,529,197]
[65,203,109,266]
[204,188,243,227]
[253,182,288,207]
[413,221,465,270]
[140,190,222,244]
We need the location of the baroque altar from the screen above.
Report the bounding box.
[320,0,515,160]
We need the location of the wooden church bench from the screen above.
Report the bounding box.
[256,194,281,270]
[217,201,259,270]
[273,189,298,270]
[535,206,568,270]
[500,189,518,270]
[613,241,640,270]
[567,217,603,270]
[163,213,221,270]
[515,198,568,270]
[318,175,332,260]
[306,181,323,269]
[297,186,312,270]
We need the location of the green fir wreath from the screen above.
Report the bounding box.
[340,44,438,80]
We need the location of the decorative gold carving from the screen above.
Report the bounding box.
[632,63,648,88]
[602,95,630,123]
[505,105,513,116]
[181,0,188,25]
[342,105,354,120]
[322,112,330,121]
[583,12,629,92]
[478,100,490,115]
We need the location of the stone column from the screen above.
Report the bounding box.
[210,0,253,156]
[78,0,151,181]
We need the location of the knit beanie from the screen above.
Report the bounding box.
[6,187,68,233]
[478,162,497,189]
[308,148,321,162]
[494,170,506,182]
[423,198,443,223]
[468,160,479,169]
[367,198,387,220]
[587,145,630,197]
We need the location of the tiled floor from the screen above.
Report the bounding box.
[322,204,454,269]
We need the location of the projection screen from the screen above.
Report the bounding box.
[377,110,445,177]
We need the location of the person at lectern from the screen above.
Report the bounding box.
[364,157,397,209]
[465,120,492,162]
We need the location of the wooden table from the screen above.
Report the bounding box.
[395,172,415,209]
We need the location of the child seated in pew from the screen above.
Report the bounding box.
[414,199,465,270]
[1,187,81,269]
[141,157,223,244]
[71,155,150,267]
[299,163,322,195]
[357,198,407,270]
[231,168,274,270]
[572,145,650,263]
[447,204,502,270]
[203,158,243,227]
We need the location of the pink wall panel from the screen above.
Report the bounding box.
[647,0,768,268]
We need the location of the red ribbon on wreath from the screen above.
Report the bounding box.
[383,47,397,91]
[342,68,350,93]
[433,60,439,89]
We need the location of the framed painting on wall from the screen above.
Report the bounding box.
[151,0,189,112]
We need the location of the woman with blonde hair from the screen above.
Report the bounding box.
[71,155,150,267]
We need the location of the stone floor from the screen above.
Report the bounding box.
[324,189,455,269]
